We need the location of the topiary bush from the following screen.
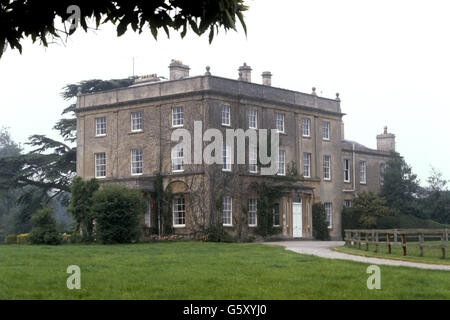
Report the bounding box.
[92,185,146,244]
[4,234,17,244]
[30,207,61,245]
[312,203,330,240]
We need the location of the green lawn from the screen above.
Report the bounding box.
[334,242,450,266]
[0,242,448,299]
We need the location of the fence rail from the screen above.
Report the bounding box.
[344,228,449,258]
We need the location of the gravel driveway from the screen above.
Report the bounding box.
[264,241,450,271]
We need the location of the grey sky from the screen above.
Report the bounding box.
[0,0,449,185]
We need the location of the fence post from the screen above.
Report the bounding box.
[375,231,379,253]
[394,229,398,243]
[366,232,369,251]
[358,231,361,249]
[442,232,446,259]
[387,232,391,254]
[345,231,349,246]
[419,233,424,257]
[401,233,406,256]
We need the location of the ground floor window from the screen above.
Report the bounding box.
[344,200,352,208]
[172,197,185,227]
[222,196,233,226]
[324,202,332,229]
[248,199,257,227]
[273,203,280,226]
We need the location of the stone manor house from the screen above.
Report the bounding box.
[75,60,395,240]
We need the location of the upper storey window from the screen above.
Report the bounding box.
[172,107,184,127]
[131,112,143,132]
[323,155,331,180]
[360,161,367,184]
[95,152,106,178]
[344,159,350,183]
[221,105,231,126]
[322,121,330,140]
[276,113,285,133]
[95,117,106,136]
[302,118,311,137]
[248,109,257,129]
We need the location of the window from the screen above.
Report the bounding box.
[131,112,143,132]
[172,106,184,127]
[248,199,257,227]
[222,144,231,171]
[145,200,151,227]
[248,109,257,129]
[303,153,311,178]
[278,150,286,175]
[302,118,311,137]
[276,113,285,133]
[324,202,332,229]
[222,196,232,226]
[344,159,350,183]
[322,121,330,140]
[131,149,143,175]
[323,155,331,180]
[249,146,258,173]
[360,161,367,184]
[344,200,352,208]
[273,203,280,226]
[221,105,231,126]
[172,197,185,227]
[95,117,106,136]
[380,163,386,185]
[172,146,184,172]
[95,152,106,178]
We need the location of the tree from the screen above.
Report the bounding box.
[420,167,450,224]
[312,203,330,240]
[379,151,421,217]
[67,177,99,239]
[92,184,146,244]
[30,207,61,245]
[352,192,393,228]
[0,0,248,58]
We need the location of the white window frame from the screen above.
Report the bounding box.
[344,159,350,183]
[324,202,332,229]
[249,146,258,173]
[221,105,231,126]
[303,152,311,178]
[322,121,330,140]
[131,112,143,132]
[172,197,185,227]
[95,152,106,178]
[323,155,331,180]
[248,199,257,227]
[302,118,311,137]
[131,149,143,175]
[95,117,106,136]
[360,161,367,184]
[172,146,184,172]
[171,106,184,127]
[222,144,231,171]
[248,109,257,129]
[273,203,280,227]
[276,113,285,133]
[278,150,286,176]
[222,196,233,227]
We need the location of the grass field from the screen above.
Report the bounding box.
[0,242,449,299]
[334,242,450,265]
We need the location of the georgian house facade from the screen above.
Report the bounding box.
[75,60,394,240]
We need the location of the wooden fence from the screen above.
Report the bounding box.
[344,229,449,258]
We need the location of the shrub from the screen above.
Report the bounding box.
[92,185,146,244]
[312,203,330,240]
[205,224,235,242]
[4,234,17,244]
[16,233,30,244]
[30,207,61,245]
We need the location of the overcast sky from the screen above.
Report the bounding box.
[1,0,449,185]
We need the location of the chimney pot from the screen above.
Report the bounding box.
[238,63,252,82]
[262,71,272,86]
[169,59,190,80]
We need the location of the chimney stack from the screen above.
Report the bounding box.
[169,59,190,80]
[376,126,396,152]
[238,63,252,82]
[261,71,272,86]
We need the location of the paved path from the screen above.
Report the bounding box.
[264,241,450,271]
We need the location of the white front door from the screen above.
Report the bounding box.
[292,198,302,238]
